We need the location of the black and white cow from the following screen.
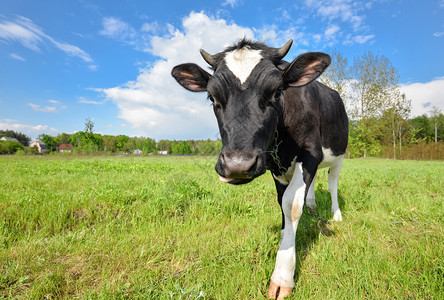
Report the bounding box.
[172,39,348,299]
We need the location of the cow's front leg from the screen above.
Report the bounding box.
[268,162,306,299]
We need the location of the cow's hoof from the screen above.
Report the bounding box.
[333,210,342,222]
[306,202,317,212]
[268,280,292,299]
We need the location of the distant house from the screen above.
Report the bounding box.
[0,137,19,143]
[133,149,143,155]
[159,150,168,155]
[29,140,48,153]
[59,144,73,153]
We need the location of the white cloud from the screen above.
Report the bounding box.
[0,119,58,139]
[141,21,160,34]
[51,40,92,63]
[343,33,374,45]
[318,2,353,21]
[350,15,363,31]
[99,16,152,52]
[97,11,255,139]
[0,16,93,65]
[29,103,57,113]
[28,100,67,113]
[400,78,444,117]
[9,53,25,61]
[304,0,374,44]
[0,17,43,51]
[255,25,307,48]
[222,0,239,8]
[313,34,322,43]
[433,31,444,37]
[77,97,106,105]
[307,0,360,24]
[325,24,341,39]
[99,17,137,40]
[352,34,374,44]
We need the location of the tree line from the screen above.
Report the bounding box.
[2,112,442,159]
[0,126,222,156]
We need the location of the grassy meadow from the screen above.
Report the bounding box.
[0,156,442,299]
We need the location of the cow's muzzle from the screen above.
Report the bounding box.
[216,150,266,185]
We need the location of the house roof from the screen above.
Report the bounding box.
[0,137,19,142]
[30,140,48,149]
[59,144,73,150]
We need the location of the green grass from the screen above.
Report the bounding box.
[0,156,442,299]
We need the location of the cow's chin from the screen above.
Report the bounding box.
[219,175,254,185]
[227,178,254,185]
[218,170,267,185]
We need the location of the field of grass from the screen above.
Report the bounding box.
[0,156,442,299]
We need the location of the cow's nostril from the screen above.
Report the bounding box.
[222,154,258,178]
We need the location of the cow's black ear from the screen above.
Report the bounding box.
[282,52,331,87]
[171,63,211,92]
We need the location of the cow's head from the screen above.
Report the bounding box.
[172,39,330,184]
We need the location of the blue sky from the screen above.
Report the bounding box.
[1,0,444,140]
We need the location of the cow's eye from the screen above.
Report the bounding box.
[274,89,283,100]
[208,94,223,111]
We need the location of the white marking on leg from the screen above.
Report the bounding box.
[306,172,317,210]
[319,148,344,221]
[271,162,305,289]
[328,155,344,221]
[224,47,262,84]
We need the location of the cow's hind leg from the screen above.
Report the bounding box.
[269,162,305,299]
[328,155,344,222]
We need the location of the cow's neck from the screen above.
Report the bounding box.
[266,120,300,176]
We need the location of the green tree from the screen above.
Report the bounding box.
[348,120,382,158]
[430,107,444,143]
[169,140,192,154]
[0,140,24,154]
[142,138,156,154]
[55,133,72,145]
[380,92,411,159]
[25,145,39,155]
[157,140,171,152]
[410,115,433,142]
[350,51,400,158]
[70,131,84,148]
[38,134,57,152]
[116,135,130,151]
[125,137,138,152]
[103,135,118,152]
[84,118,94,134]
[351,51,399,120]
[319,48,350,104]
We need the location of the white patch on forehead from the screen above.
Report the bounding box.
[224,47,263,84]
